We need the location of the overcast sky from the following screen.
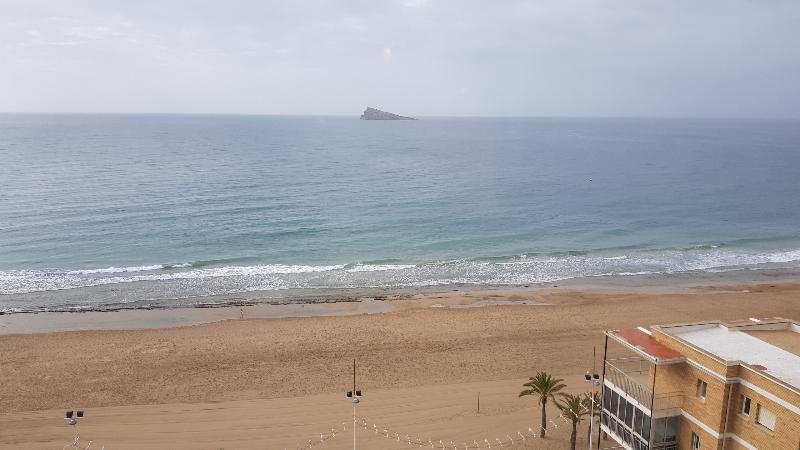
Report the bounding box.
[1,0,798,118]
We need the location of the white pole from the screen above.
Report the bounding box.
[588,381,595,450]
[588,345,596,450]
[353,402,356,450]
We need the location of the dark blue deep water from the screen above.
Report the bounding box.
[1,114,800,311]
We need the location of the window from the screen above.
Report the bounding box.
[611,391,619,416]
[740,395,751,417]
[696,379,707,399]
[652,418,666,443]
[691,432,701,450]
[664,416,679,442]
[756,405,777,431]
[634,408,644,436]
[625,402,634,427]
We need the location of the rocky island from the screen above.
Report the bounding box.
[360,107,416,120]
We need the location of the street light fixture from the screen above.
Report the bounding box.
[586,346,601,450]
[346,360,363,450]
[63,409,91,450]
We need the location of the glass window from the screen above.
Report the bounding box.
[619,397,628,422]
[696,379,707,399]
[665,416,679,442]
[625,402,634,427]
[642,415,651,440]
[741,395,751,416]
[691,432,701,450]
[634,408,644,436]
[652,418,666,444]
[756,405,777,431]
[601,411,609,426]
[611,391,619,417]
[603,386,612,411]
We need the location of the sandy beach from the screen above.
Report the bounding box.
[2,281,800,449]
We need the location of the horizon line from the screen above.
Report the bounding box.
[0,111,798,121]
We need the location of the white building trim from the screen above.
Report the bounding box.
[684,359,800,416]
[685,357,728,382]
[603,408,757,450]
[681,409,721,438]
[680,410,757,448]
[738,378,800,416]
[603,379,652,415]
[726,433,757,450]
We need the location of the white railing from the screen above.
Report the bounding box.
[605,358,685,415]
[605,358,652,406]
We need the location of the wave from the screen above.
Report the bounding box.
[345,264,417,273]
[3,245,800,300]
[66,264,172,275]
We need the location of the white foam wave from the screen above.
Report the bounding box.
[67,264,167,275]
[3,247,800,296]
[346,264,416,272]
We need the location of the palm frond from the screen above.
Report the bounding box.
[519,371,568,402]
[557,393,590,422]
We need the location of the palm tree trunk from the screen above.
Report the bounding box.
[570,420,577,450]
[540,398,547,438]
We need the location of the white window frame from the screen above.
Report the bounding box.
[756,404,777,431]
[691,431,701,450]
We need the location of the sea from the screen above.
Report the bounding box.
[1,114,800,313]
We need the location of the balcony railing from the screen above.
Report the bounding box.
[605,358,652,406]
[604,358,684,415]
[653,444,677,450]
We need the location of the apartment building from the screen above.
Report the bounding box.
[599,317,799,450]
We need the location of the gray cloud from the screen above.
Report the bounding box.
[1,0,798,117]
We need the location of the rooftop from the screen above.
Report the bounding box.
[607,327,685,363]
[745,330,800,357]
[657,318,800,390]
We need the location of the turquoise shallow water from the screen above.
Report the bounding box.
[1,114,800,311]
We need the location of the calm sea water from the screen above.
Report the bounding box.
[1,114,800,312]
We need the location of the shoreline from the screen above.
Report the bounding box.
[3,266,800,335]
[5,258,800,314]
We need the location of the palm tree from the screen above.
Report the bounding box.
[518,372,566,438]
[583,391,602,444]
[558,393,591,450]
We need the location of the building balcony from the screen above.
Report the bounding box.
[604,358,684,417]
[602,358,684,450]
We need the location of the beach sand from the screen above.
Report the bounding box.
[1,282,799,449]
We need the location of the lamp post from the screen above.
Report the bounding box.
[346,359,363,450]
[63,410,87,450]
[585,347,601,450]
